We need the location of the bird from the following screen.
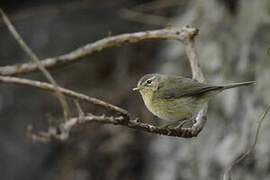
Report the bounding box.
[133,73,255,129]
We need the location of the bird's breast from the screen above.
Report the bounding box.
[141,93,196,121]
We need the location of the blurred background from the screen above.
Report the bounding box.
[0,0,270,179]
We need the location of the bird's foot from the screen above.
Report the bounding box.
[160,120,177,129]
[160,122,177,136]
[174,119,190,131]
[161,118,188,135]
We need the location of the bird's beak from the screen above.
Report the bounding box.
[133,87,143,91]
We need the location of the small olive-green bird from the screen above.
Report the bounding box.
[133,74,255,128]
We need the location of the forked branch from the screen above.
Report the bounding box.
[0,8,70,120]
[0,26,198,76]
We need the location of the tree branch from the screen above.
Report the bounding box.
[181,26,208,136]
[184,37,205,82]
[0,26,198,76]
[0,72,205,140]
[0,75,204,140]
[27,113,200,142]
[0,74,202,139]
[0,75,129,116]
[0,24,207,141]
[0,8,70,120]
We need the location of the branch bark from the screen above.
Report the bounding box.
[0,75,129,116]
[0,27,198,76]
[27,113,200,142]
[183,31,208,136]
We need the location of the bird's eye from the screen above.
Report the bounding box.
[146,80,152,84]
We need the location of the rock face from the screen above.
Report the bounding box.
[146,0,270,179]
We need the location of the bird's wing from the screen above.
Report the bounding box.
[154,76,222,99]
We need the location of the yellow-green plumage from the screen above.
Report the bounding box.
[134,74,255,125]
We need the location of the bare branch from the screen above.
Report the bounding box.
[27,113,201,142]
[0,26,198,76]
[184,38,205,83]
[74,100,85,118]
[0,75,129,116]
[0,74,208,140]
[0,1,95,26]
[176,26,208,136]
[0,8,70,120]
[223,105,270,180]
[0,25,205,140]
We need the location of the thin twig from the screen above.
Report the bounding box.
[74,100,85,118]
[223,105,270,180]
[184,37,205,83]
[0,0,94,26]
[0,26,198,76]
[0,75,129,116]
[0,8,70,120]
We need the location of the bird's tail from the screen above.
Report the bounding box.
[223,81,256,90]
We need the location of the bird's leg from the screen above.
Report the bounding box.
[174,118,192,131]
[160,119,181,129]
[161,118,186,136]
[192,118,197,124]
[161,120,180,136]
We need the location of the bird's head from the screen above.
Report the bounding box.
[133,74,161,96]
